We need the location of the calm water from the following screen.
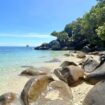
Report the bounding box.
[0,46,65,76]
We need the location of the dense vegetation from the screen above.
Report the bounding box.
[35,0,105,51]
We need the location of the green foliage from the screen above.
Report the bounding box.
[96,23,105,40]
[51,0,105,49]
[51,31,70,45]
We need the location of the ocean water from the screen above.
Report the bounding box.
[0,46,65,77]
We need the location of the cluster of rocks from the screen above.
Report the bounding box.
[34,40,61,50]
[34,38,104,52]
[0,52,105,105]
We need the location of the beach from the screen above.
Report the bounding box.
[0,47,100,105]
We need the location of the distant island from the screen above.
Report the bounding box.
[35,0,105,52]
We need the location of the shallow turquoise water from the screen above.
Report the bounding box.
[0,46,65,75]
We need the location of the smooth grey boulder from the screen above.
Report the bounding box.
[83,80,105,105]
[85,62,105,85]
[82,57,99,73]
[84,55,105,84]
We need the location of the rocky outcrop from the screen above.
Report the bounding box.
[35,43,49,50]
[34,40,61,50]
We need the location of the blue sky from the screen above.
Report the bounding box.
[0,0,96,46]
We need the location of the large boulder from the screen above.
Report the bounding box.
[83,80,105,105]
[34,81,73,105]
[21,75,54,105]
[54,66,84,86]
[82,57,99,73]
[84,56,105,84]
[21,75,73,105]
[84,62,105,85]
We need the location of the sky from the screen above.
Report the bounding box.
[0,0,97,46]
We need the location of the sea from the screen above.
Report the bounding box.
[0,46,66,83]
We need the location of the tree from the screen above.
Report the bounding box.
[96,23,105,40]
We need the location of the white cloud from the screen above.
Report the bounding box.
[0,33,55,39]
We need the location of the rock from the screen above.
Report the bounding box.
[84,62,105,85]
[0,92,16,105]
[35,43,49,50]
[49,40,61,50]
[82,44,98,53]
[54,67,66,82]
[82,46,91,53]
[20,66,51,76]
[20,70,48,76]
[60,61,77,67]
[78,58,86,65]
[21,75,54,105]
[76,52,86,58]
[82,57,99,73]
[99,54,105,63]
[99,52,105,56]
[83,80,105,105]
[34,40,61,50]
[45,58,61,63]
[33,81,73,105]
[54,66,84,86]
[89,51,99,55]
[84,56,105,84]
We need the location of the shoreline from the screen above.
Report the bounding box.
[0,51,100,105]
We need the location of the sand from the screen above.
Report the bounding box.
[0,51,100,105]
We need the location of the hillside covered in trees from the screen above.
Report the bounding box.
[35,0,105,52]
